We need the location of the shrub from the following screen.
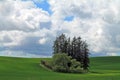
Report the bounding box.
[70,59,83,73]
[41,60,52,69]
[52,53,71,72]
[52,53,83,73]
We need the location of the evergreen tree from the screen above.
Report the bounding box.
[71,37,77,58]
[53,34,67,54]
[59,33,66,53]
[67,37,71,56]
[53,37,59,54]
[75,37,83,66]
[83,41,89,70]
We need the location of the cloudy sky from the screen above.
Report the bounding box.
[0,0,120,57]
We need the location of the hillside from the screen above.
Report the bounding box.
[0,56,120,80]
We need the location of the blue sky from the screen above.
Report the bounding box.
[33,0,52,14]
[0,0,120,57]
[64,16,74,21]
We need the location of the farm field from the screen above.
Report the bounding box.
[0,56,120,80]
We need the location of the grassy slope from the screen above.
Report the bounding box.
[0,56,120,80]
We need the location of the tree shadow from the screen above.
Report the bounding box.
[90,71,104,74]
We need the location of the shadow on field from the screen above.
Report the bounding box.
[90,71,104,74]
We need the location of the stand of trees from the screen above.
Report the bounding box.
[53,34,90,70]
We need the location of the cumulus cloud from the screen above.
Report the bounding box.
[0,0,53,57]
[0,31,25,46]
[0,0,50,31]
[0,0,120,57]
[48,0,120,56]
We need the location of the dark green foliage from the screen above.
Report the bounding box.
[82,42,89,70]
[41,60,52,69]
[53,34,67,54]
[53,34,90,70]
[52,53,83,73]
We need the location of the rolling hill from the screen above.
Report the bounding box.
[0,56,120,80]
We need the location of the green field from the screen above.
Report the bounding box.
[0,56,120,80]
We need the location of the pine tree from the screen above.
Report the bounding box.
[83,41,89,70]
[59,34,66,53]
[75,37,83,66]
[53,37,59,54]
[53,34,67,54]
[67,37,71,56]
[71,37,77,58]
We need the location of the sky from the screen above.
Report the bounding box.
[0,0,120,57]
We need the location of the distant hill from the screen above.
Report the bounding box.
[0,56,120,80]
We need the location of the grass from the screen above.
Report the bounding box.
[0,56,120,80]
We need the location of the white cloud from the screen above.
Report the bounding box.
[0,0,50,31]
[0,0,53,57]
[48,0,120,56]
[0,0,120,57]
[39,38,47,44]
[0,30,26,47]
